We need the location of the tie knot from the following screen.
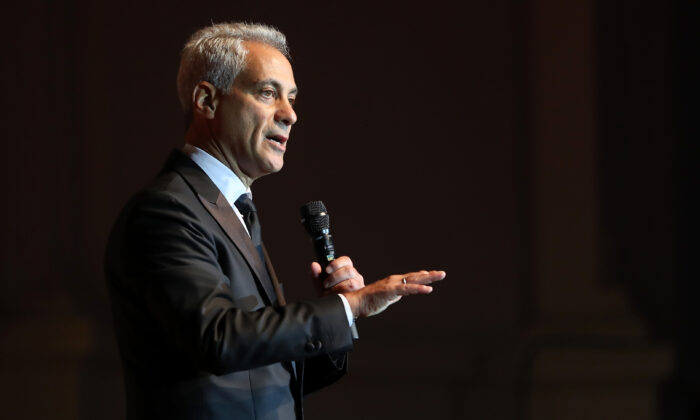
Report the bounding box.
[234,193,257,216]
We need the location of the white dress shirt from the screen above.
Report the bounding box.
[182,144,354,326]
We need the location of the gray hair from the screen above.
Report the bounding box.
[176,22,289,118]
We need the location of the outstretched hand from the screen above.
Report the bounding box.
[343,270,446,318]
[311,257,446,318]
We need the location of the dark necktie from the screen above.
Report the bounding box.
[234,193,265,263]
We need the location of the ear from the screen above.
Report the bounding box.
[192,82,219,119]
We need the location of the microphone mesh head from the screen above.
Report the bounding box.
[300,201,330,235]
[301,200,326,217]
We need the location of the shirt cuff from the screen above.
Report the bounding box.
[337,294,354,326]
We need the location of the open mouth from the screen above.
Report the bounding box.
[265,134,288,152]
[265,134,287,145]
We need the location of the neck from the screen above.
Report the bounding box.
[184,122,255,188]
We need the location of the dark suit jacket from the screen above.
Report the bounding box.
[105,150,353,420]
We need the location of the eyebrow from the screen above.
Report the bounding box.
[254,79,298,95]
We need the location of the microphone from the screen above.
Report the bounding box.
[300,200,358,339]
[300,201,335,267]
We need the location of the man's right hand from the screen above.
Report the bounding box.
[342,270,446,318]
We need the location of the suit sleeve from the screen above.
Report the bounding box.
[302,352,349,395]
[106,189,353,376]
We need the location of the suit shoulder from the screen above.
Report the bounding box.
[124,169,197,211]
[109,169,202,240]
[146,169,196,200]
[105,169,211,267]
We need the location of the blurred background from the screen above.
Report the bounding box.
[0,0,696,418]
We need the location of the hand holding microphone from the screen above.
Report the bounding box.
[301,200,446,321]
[301,201,364,296]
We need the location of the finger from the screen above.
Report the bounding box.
[325,256,353,274]
[324,266,362,288]
[310,262,322,280]
[401,270,446,285]
[329,278,364,293]
[396,283,434,295]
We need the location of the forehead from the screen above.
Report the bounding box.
[236,41,296,90]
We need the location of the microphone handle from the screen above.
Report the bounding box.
[313,232,336,265]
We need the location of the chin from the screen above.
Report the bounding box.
[259,161,284,177]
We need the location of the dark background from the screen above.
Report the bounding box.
[0,0,696,419]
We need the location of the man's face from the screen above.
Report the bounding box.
[212,41,298,180]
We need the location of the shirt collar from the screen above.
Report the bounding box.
[182,144,250,208]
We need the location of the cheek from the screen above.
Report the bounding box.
[228,100,273,145]
[230,115,257,150]
[253,113,274,146]
[254,108,271,129]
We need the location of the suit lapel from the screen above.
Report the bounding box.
[164,150,278,306]
[262,244,286,306]
[198,194,278,305]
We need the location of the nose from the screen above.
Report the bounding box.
[275,99,297,126]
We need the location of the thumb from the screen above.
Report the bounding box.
[310,262,323,280]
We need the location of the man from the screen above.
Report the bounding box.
[105,22,445,420]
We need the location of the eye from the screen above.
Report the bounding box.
[288,97,296,107]
[260,89,275,99]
